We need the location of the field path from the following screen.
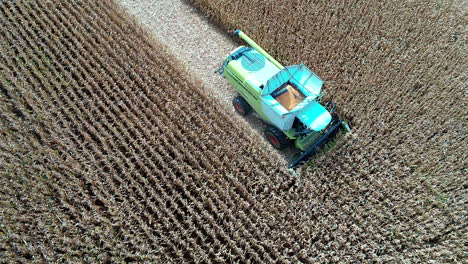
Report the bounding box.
[118,0,296,164]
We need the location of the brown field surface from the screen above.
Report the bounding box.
[0,0,466,263]
[0,0,291,262]
[188,0,467,261]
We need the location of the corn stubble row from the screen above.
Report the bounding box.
[188,0,467,262]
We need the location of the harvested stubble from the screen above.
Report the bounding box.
[188,0,468,262]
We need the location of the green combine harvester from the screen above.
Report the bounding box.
[217,30,349,168]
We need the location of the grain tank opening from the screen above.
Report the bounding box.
[272,83,306,111]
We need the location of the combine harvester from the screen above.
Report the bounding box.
[217,30,350,168]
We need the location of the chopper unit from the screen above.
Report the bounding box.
[216,30,350,168]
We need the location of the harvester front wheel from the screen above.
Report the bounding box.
[265,126,288,150]
[232,96,252,116]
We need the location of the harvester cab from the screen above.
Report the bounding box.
[217,30,348,168]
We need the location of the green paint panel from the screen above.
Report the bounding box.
[294,131,322,151]
[223,61,272,122]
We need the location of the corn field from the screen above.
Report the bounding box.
[188,0,467,261]
[0,0,466,263]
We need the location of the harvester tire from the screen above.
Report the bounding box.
[265,126,288,150]
[232,96,252,116]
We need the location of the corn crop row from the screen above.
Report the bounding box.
[0,0,300,262]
